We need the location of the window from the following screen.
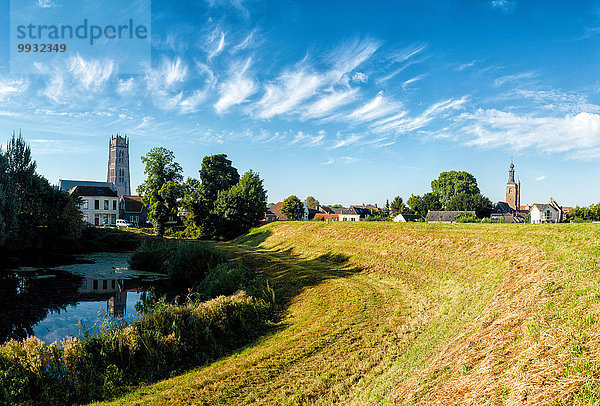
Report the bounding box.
[94,214,100,225]
[103,280,108,290]
[103,214,109,225]
[81,200,88,210]
[93,280,98,290]
[104,200,109,210]
[113,200,117,210]
[110,214,116,225]
[112,280,116,289]
[95,199,100,210]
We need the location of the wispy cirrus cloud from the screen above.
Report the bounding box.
[491,0,515,13]
[327,133,362,149]
[302,88,359,119]
[0,78,28,100]
[460,109,600,159]
[348,91,403,123]
[214,57,257,113]
[494,71,537,87]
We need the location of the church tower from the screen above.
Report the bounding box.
[505,160,520,211]
[107,134,131,197]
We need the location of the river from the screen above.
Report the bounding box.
[0,252,173,345]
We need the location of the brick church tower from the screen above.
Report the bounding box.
[107,134,131,197]
[505,160,520,211]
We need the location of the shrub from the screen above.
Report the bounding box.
[129,240,225,283]
[0,291,273,405]
[454,212,479,223]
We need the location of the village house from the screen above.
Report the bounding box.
[393,213,425,222]
[119,195,149,226]
[69,185,119,226]
[530,198,563,223]
[268,201,309,221]
[333,208,361,221]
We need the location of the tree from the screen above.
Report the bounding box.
[183,154,240,235]
[0,151,17,246]
[137,148,183,236]
[431,171,480,208]
[305,196,319,210]
[383,199,391,217]
[407,192,442,217]
[281,195,304,220]
[390,196,407,216]
[212,170,268,238]
[199,154,240,202]
[446,192,492,218]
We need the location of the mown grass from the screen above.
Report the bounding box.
[100,222,600,405]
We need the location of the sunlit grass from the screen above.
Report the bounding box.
[99,222,600,405]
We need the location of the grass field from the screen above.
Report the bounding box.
[99,222,600,405]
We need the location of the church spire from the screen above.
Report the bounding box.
[508,158,515,183]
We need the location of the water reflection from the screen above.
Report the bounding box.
[0,253,170,344]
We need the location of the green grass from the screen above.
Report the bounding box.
[99,222,600,405]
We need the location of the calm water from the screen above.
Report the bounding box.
[0,253,172,344]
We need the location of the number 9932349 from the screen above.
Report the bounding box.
[17,44,67,52]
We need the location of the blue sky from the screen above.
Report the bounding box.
[1,0,599,206]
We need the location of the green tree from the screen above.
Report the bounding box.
[137,147,183,237]
[431,171,480,208]
[446,192,493,218]
[390,196,407,216]
[305,196,319,209]
[281,195,304,220]
[0,151,17,246]
[213,170,268,238]
[183,154,240,236]
[407,192,442,217]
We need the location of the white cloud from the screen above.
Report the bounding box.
[460,109,600,158]
[214,58,257,113]
[302,88,359,119]
[38,0,56,7]
[535,175,546,181]
[208,31,226,60]
[252,38,379,119]
[321,158,335,166]
[491,0,515,13]
[289,130,324,146]
[494,71,537,87]
[373,97,468,133]
[0,78,28,99]
[402,73,426,90]
[352,72,368,83]
[377,44,427,83]
[348,91,403,122]
[180,90,208,113]
[117,78,135,95]
[254,67,324,118]
[146,57,187,90]
[231,30,257,53]
[67,55,116,90]
[327,133,361,149]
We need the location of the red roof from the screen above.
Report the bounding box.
[269,202,288,220]
[313,213,338,221]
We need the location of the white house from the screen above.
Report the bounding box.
[393,213,425,222]
[69,185,119,226]
[334,208,361,222]
[530,203,560,224]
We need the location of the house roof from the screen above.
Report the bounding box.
[121,195,144,213]
[493,201,513,214]
[269,202,288,220]
[319,206,334,214]
[69,185,118,197]
[332,208,359,215]
[59,179,115,192]
[393,213,425,222]
[426,210,476,222]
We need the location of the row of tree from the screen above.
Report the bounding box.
[0,132,84,259]
[297,171,493,220]
[567,203,600,222]
[137,148,267,239]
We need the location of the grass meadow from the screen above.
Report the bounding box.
[100,222,600,405]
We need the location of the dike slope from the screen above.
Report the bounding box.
[102,222,600,405]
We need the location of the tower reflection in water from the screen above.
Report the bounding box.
[79,278,129,317]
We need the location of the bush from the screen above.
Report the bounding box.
[454,212,479,223]
[199,261,275,305]
[129,240,225,283]
[0,291,273,405]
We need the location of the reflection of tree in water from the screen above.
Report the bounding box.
[0,270,82,343]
